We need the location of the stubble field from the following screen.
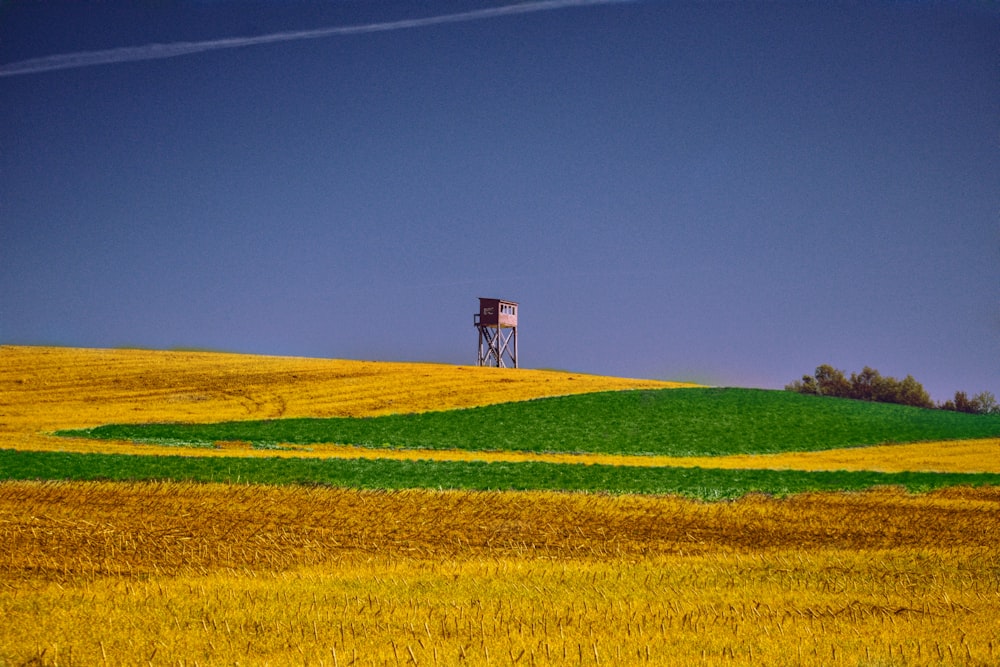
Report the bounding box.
[1,346,998,665]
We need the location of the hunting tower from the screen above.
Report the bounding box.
[474,297,518,368]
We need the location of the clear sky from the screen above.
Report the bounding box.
[1,0,997,402]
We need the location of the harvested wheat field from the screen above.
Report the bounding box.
[1,481,999,666]
[2,345,999,665]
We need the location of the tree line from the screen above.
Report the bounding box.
[785,365,999,414]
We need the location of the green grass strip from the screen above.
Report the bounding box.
[3,449,998,500]
[59,388,1000,457]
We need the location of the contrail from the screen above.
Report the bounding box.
[1,0,630,78]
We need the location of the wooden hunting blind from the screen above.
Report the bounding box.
[474,297,518,368]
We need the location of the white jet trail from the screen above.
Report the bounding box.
[1,0,630,78]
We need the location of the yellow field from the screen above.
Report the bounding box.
[673,437,1000,474]
[2,481,998,666]
[2,345,999,665]
[0,345,687,452]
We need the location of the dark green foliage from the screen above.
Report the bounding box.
[848,367,879,402]
[818,364,852,398]
[786,374,818,394]
[893,374,936,409]
[58,387,1000,457]
[848,367,934,408]
[941,390,1000,415]
[787,365,933,408]
[3,449,998,500]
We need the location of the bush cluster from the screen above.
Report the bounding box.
[786,365,999,414]
[939,390,1000,415]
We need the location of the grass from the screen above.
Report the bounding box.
[59,387,1000,457]
[4,449,999,499]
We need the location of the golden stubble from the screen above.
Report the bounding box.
[675,437,1000,474]
[1,481,998,666]
[0,344,689,453]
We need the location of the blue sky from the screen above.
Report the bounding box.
[1,0,997,401]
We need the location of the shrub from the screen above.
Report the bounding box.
[816,364,852,398]
[976,391,1000,415]
[788,365,933,409]
[785,365,850,398]
[785,374,818,395]
[895,375,935,409]
[849,367,881,402]
[941,390,1000,415]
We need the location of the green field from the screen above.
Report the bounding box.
[59,387,1000,456]
[28,387,1000,497]
[4,449,1000,499]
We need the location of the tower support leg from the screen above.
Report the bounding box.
[476,326,517,368]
